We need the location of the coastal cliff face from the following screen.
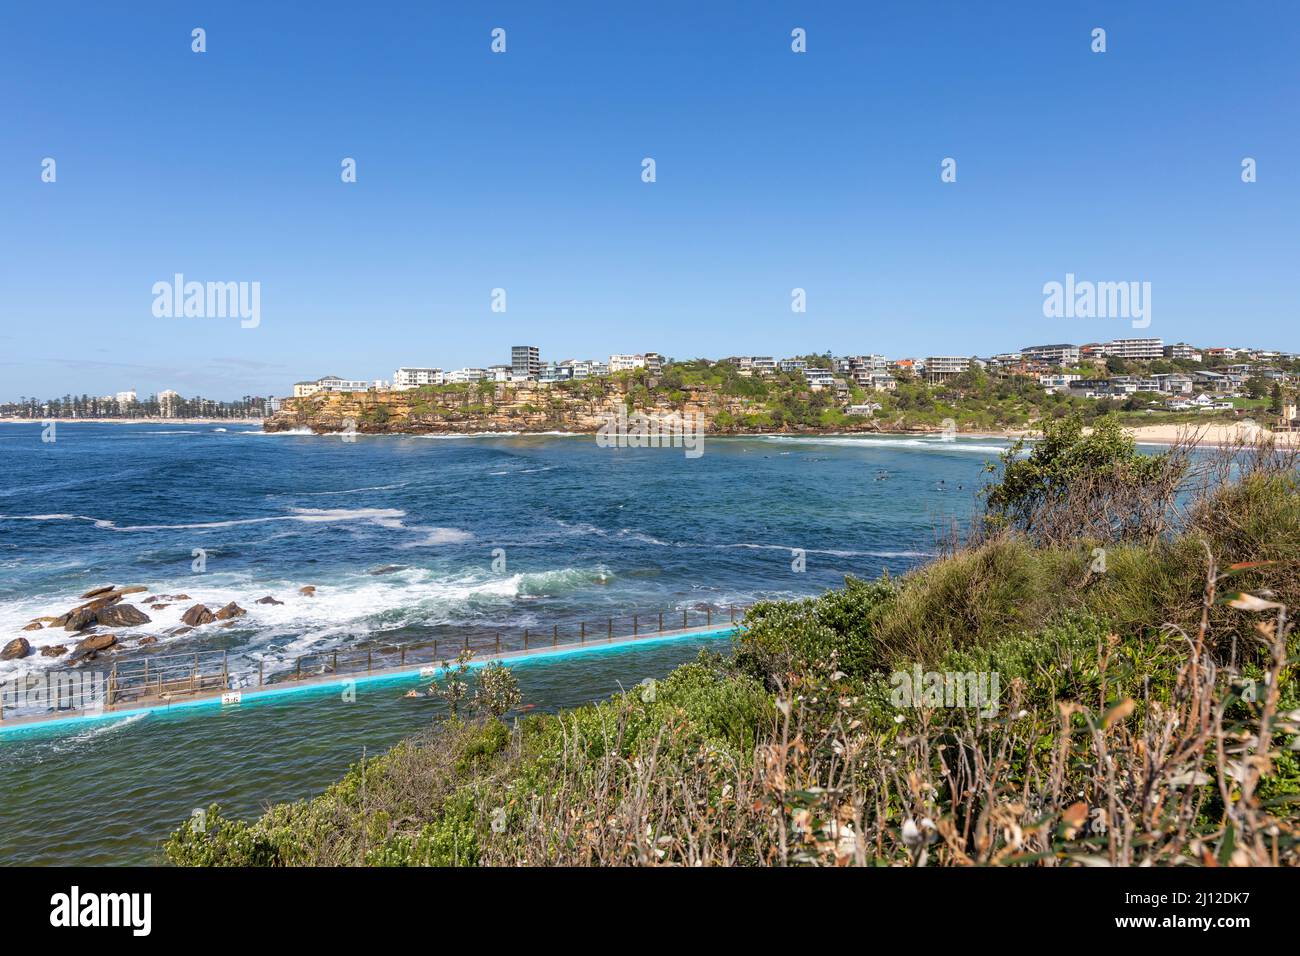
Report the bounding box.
[262,378,895,435]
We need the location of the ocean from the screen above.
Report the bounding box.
[0,423,1007,863]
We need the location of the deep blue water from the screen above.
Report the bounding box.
[0,423,1007,864]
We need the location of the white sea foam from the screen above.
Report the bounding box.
[0,564,616,684]
[0,507,411,532]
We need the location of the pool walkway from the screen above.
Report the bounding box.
[0,613,744,736]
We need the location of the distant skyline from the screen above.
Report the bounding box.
[3,1,1297,399]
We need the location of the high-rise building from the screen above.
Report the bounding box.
[512,346,541,380]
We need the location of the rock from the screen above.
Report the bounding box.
[255,595,284,605]
[168,626,194,636]
[117,585,148,596]
[298,586,316,596]
[69,633,117,662]
[22,621,43,631]
[1,638,32,660]
[31,616,61,624]
[369,565,404,575]
[181,604,214,627]
[150,603,170,611]
[79,584,117,599]
[214,602,246,620]
[40,644,68,657]
[74,594,122,614]
[96,604,151,627]
[171,593,191,601]
[137,636,159,646]
[49,613,70,627]
[63,607,99,632]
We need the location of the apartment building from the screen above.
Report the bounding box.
[779,358,808,373]
[445,368,486,384]
[644,352,665,375]
[924,356,970,382]
[511,346,541,380]
[1163,343,1203,362]
[392,367,444,390]
[292,381,321,398]
[1102,338,1165,361]
[1020,344,1081,367]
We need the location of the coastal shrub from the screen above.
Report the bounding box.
[733,577,897,685]
[980,414,1189,546]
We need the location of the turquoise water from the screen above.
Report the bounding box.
[0,425,1006,865]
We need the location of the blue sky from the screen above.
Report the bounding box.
[2,1,1296,399]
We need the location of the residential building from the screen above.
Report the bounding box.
[924,356,970,382]
[446,368,486,384]
[1102,338,1165,361]
[779,358,808,373]
[316,376,370,392]
[159,389,180,416]
[1020,344,1081,367]
[1163,343,1203,362]
[1038,373,1081,393]
[293,381,322,398]
[643,352,665,375]
[263,397,281,415]
[115,390,137,406]
[609,353,646,373]
[511,345,541,380]
[803,368,836,390]
[392,368,444,390]
[868,372,897,392]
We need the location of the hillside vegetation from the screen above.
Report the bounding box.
[168,420,1300,866]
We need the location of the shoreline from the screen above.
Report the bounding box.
[3,418,1294,449]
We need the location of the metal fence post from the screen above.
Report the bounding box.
[634,615,638,636]
[580,621,585,643]
[658,611,663,632]
[524,629,529,650]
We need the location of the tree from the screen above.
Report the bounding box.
[475,661,522,719]
[981,414,1187,545]
[431,649,473,717]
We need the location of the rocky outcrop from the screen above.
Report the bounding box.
[69,633,117,663]
[63,607,100,632]
[95,604,151,627]
[2,638,32,660]
[214,602,246,620]
[255,595,284,605]
[181,604,215,627]
[40,644,68,657]
[22,621,43,631]
[298,586,316,596]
